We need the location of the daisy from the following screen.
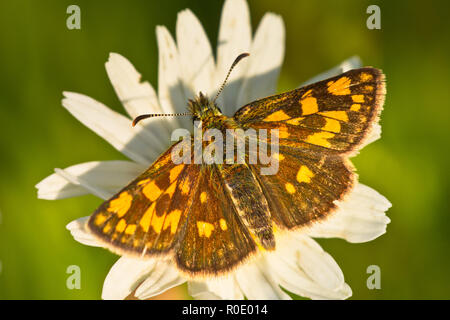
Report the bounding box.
[36,0,390,300]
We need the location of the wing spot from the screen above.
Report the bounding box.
[275,127,289,139]
[197,221,214,238]
[169,165,184,183]
[285,182,296,194]
[163,209,182,234]
[305,132,335,148]
[302,89,313,98]
[140,202,156,232]
[137,179,150,186]
[286,117,304,125]
[102,223,112,233]
[142,181,163,202]
[180,176,191,195]
[115,219,127,233]
[351,104,361,111]
[151,212,166,234]
[363,85,374,93]
[327,77,351,95]
[125,224,136,235]
[219,218,228,231]
[297,165,314,183]
[300,96,319,115]
[200,191,207,203]
[322,118,341,133]
[107,191,133,218]
[352,95,365,103]
[94,213,107,226]
[263,110,291,122]
[360,72,373,82]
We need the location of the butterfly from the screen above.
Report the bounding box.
[87,53,386,277]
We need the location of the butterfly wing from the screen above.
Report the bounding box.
[87,141,198,256]
[235,67,385,229]
[234,67,385,156]
[88,140,257,276]
[175,164,257,276]
[250,146,356,229]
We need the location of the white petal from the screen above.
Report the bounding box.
[301,56,362,86]
[62,92,163,165]
[156,26,188,130]
[105,52,172,143]
[306,183,391,243]
[134,261,185,300]
[236,13,285,110]
[189,276,244,300]
[215,0,251,115]
[102,257,157,300]
[266,248,351,300]
[176,9,216,98]
[36,161,145,200]
[66,216,103,247]
[281,234,344,291]
[54,168,111,200]
[235,262,291,300]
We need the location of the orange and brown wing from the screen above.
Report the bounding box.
[88,141,258,276]
[175,165,257,276]
[234,67,385,156]
[250,147,355,230]
[236,68,385,229]
[87,141,199,257]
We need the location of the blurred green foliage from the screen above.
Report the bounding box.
[0,0,449,299]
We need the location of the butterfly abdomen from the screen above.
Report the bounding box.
[220,163,275,250]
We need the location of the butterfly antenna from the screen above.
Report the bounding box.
[132,112,191,127]
[213,52,250,103]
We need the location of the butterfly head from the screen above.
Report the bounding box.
[188,92,223,123]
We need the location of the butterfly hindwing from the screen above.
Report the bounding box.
[175,165,258,276]
[234,67,385,156]
[250,146,355,229]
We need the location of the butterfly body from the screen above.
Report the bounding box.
[87,67,385,277]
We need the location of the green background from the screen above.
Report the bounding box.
[1,0,449,299]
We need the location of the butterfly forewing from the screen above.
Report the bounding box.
[234,68,385,155]
[87,141,200,257]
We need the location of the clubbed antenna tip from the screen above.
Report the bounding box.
[213,53,250,103]
[132,112,191,126]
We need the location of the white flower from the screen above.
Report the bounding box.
[36,0,390,300]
